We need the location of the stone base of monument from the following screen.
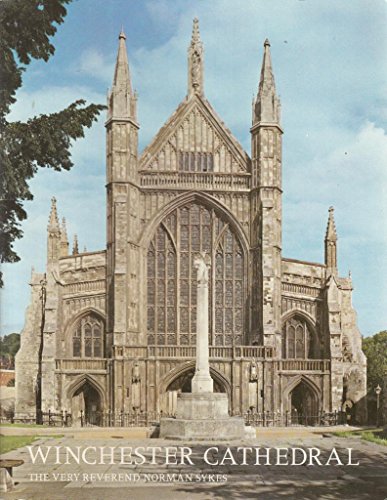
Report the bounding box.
[159,393,254,440]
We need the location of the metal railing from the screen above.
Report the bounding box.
[76,409,346,428]
[9,409,346,427]
[243,410,346,427]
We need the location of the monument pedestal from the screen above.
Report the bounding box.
[159,253,254,441]
[159,393,252,440]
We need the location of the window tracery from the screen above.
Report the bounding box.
[282,316,314,359]
[147,203,245,346]
[72,314,104,358]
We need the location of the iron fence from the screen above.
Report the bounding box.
[78,409,347,427]
[243,410,347,427]
[9,409,347,427]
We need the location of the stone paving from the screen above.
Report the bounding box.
[0,427,386,499]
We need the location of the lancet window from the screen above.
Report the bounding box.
[147,202,245,346]
[178,152,214,172]
[282,316,313,359]
[72,314,104,358]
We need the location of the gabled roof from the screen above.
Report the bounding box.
[139,93,251,172]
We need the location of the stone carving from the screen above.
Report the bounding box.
[342,335,353,362]
[193,251,211,285]
[132,362,141,383]
[191,51,201,87]
[250,359,258,382]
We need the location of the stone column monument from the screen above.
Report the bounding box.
[159,252,252,440]
[191,252,213,393]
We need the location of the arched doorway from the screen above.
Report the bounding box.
[160,367,228,416]
[289,380,319,425]
[71,381,102,426]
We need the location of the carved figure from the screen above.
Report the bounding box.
[191,51,201,86]
[194,251,211,285]
[132,362,141,383]
[250,359,258,382]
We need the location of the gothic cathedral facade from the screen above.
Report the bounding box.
[15,20,367,423]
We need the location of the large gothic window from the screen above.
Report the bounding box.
[147,203,245,346]
[282,316,314,359]
[72,314,104,358]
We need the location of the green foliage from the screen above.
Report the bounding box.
[363,331,387,393]
[0,0,106,283]
[333,428,387,447]
[0,333,20,358]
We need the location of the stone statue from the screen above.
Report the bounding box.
[191,51,201,86]
[132,362,141,383]
[194,252,211,285]
[249,359,258,382]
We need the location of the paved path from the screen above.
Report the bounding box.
[0,428,386,499]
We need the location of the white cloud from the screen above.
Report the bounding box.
[76,49,115,84]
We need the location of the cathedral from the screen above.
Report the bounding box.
[15,20,367,424]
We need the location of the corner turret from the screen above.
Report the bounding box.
[252,39,281,126]
[325,206,338,275]
[47,197,61,263]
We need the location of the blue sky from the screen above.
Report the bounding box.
[1,0,386,337]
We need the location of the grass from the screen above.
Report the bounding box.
[0,435,38,454]
[0,434,64,454]
[333,428,387,446]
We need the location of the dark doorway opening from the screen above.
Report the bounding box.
[290,380,319,425]
[161,368,227,415]
[72,381,101,426]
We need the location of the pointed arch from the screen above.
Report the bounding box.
[143,192,248,347]
[159,361,232,399]
[67,374,106,409]
[139,191,249,253]
[281,309,320,359]
[282,375,322,414]
[64,308,106,358]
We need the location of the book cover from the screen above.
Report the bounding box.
[1,1,386,499]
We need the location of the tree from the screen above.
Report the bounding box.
[0,0,105,285]
[362,330,387,424]
[0,333,20,368]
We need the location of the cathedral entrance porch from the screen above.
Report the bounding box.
[71,381,102,426]
[285,378,321,426]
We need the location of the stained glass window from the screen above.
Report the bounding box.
[72,314,104,357]
[282,317,312,359]
[146,203,245,346]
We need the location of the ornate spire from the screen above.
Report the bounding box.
[47,197,60,233]
[60,217,69,257]
[325,206,337,241]
[325,206,338,274]
[72,234,79,255]
[47,197,61,263]
[108,28,136,120]
[113,28,130,90]
[187,18,204,97]
[253,38,280,125]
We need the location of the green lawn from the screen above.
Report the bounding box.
[0,435,38,454]
[1,434,64,454]
[333,428,387,446]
